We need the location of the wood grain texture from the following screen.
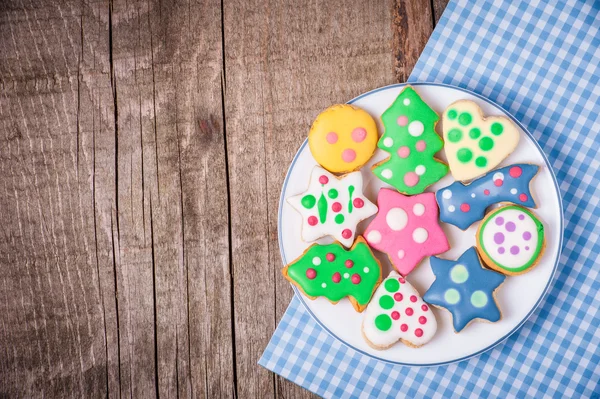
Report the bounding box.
[0,0,446,396]
[433,0,451,24]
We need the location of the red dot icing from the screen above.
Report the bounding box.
[332,202,342,212]
[406,307,414,316]
[484,189,490,195]
[306,268,316,279]
[341,229,352,239]
[341,148,356,163]
[398,277,406,284]
[520,193,528,202]
[415,328,423,337]
[353,198,364,208]
[326,253,335,262]
[351,127,367,143]
[319,175,329,184]
[351,274,361,284]
[510,166,523,178]
[460,203,471,212]
[400,324,408,332]
[326,132,338,144]
[332,272,341,283]
[419,316,427,325]
[391,311,400,320]
[494,179,503,187]
[308,216,318,226]
[345,260,354,268]
[394,292,403,301]
[421,304,429,311]
[410,295,417,303]
[415,140,426,152]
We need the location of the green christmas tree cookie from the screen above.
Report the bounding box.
[282,237,382,312]
[372,86,448,194]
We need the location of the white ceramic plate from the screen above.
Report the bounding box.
[278,83,563,366]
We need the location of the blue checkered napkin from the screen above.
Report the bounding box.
[260,0,600,397]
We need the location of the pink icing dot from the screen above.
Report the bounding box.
[351,127,367,143]
[410,295,417,303]
[510,166,523,178]
[406,307,414,316]
[421,304,429,311]
[306,268,316,279]
[308,216,318,226]
[326,253,335,262]
[484,189,490,195]
[419,316,427,325]
[391,311,400,320]
[415,140,426,152]
[319,175,329,184]
[404,172,419,187]
[494,179,503,187]
[397,146,410,158]
[460,203,471,212]
[415,328,424,337]
[520,193,528,202]
[332,272,341,283]
[341,229,352,239]
[345,260,354,268]
[398,277,406,284]
[400,324,408,332]
[394,292,403,301]
[397,115,408,126]
[332,202,342,212]
[351,274,361,284]
[326,132,338,144]
[341,149,356,163]
[353,198,364,208]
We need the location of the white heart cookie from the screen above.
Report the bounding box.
[362,271,437,349]
[442,100,519,181]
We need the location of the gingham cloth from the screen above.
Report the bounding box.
[259,0,600,397]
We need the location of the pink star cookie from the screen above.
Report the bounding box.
[364,189,449,276]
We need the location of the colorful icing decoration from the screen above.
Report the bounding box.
[371,86,448,195]
[436,164,539,230]
[362,271,437,349]
[282,237,382,312]
[423,247,506,332]
[287,166,378,248]
[476,205,545,275]
[363,189,449,276]
[308,104,378,173]
[442,100,519,181]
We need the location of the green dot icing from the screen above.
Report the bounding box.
[457,148,473,163]
[470,291,488,308]
[301,195,316,209]
[448,128,463,143]
[469,128,481,139]
[375,314,392,331]
[318,192,328,223]
[444,288,460,304]
[450,264,469,283]
[458,112,472,126]
[491,122,504,135]
[478,137,494,151]
[373,86,448,195]
[475,156,488,167]
[347,185,355,213]
[328,189,338,199]
[284,240,381,307]
[379,295,394,310]
[447,109,457,120]
[384,278,400,293]
[335,214,345,224]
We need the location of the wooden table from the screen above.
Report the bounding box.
[0,0,448,396]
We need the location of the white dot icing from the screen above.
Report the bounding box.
[367,230,382,244]
[386,208,408,231]
[403,98,410,106]
[321,282,327,288]
[448,205,456,212]
[408,121,424,137]
[398,250,405,259]
[471,193,476,198]
[383,137,394,147]
[442,189,452,199]
[381,169,393,179]
[312,257,321,266]
[415,165,426,175]
[510,188,517,194]
[363,267,370,273]
[412,227,428,243]
[413,203,425,216]
[493,172,504,181]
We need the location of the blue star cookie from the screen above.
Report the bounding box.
[424,247,506,332]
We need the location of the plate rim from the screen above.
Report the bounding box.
[277,82,564,367]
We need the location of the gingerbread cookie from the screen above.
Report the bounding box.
[364,189,449,276]
[308,104,378,174]
[436,164,539,230]
[372,86,448,194]
[362,271,437,349]
[476,205,545,276]
[442,100,519,181]
[287,166,377,248]
[423,247,506,332]
[282,237,382,312]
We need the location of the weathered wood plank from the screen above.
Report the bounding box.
[432,0,450,25]
[110,0,233,397]
[0,0,118,396]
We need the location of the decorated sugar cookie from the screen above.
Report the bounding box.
[282,237,382,312]
[288,166,377,248]
[372,86,448,194]
[476,205,545,276]
[364,189,449,276]
[362,271,437,349]
[424,247,506,332]
[437,164,539,230]
[308,104,378,174]
[443,100,519,181]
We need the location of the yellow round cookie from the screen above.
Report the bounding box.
[308,104,378,174]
